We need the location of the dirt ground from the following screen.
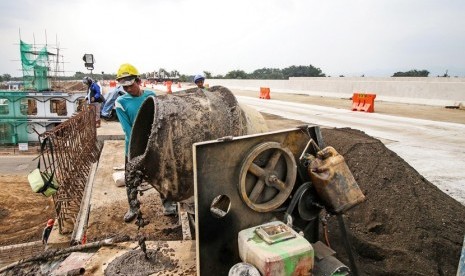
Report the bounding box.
[1,90,464,275]
[0,175,55,246]
[86,189,182,243]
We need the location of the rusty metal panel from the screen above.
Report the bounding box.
[193,127,312,276]
[39,106,99,234]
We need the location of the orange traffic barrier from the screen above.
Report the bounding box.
[109,80,116,88]
[166,81,172,94]
[352,92,376,113]
[259,87,271,99]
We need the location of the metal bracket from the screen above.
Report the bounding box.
[193,127,312,275]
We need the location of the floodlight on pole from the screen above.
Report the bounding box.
[82,54,95,70]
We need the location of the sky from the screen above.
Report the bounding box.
[1,0,465,78]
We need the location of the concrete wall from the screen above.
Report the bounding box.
[206,77,465,107]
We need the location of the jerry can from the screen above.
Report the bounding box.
[307,146,365,213]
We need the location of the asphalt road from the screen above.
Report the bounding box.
[0,155,37,174]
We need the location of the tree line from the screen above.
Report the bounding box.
[206,65,326,80]
[0,66,456,82]
[392,70,430,77]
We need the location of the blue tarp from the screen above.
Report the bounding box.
[101,85,126,118]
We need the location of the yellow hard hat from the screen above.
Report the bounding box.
[116,63,139,80]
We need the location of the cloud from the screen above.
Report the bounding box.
[1,0,465,77]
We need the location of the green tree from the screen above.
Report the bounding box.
[179,74,191,82]
[74,72,86,79]
[282,65,325,78]
[2,74,12,81]
[250,68,284,79]
[203,71,212,78]
[225,70,248,79]
[392,69,429,77]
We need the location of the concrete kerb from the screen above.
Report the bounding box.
[226,85,463,107]
[70,162,99,245]
[48,140,105,248]
[207,78,465,108]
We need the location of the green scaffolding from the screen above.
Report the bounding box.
[20,40,52,91]
[0,91,28,144]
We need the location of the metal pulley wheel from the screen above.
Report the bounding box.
[284,182,322,226]
[238,142,297,212]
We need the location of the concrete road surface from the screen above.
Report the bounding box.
[0,156,36,174]
[236,95,465,205]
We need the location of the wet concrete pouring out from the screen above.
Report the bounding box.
[125,155,150,229]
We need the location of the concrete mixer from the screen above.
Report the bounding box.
[126,86,268,210]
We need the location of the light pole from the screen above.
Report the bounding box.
[82,54,95,76]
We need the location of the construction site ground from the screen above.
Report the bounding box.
[1,88,464,275]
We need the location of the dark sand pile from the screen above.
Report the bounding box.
[322,127,464,275]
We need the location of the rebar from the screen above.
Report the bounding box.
[39,106,99,234]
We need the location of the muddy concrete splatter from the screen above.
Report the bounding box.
[104,248,178,276]
[125,155,148,228]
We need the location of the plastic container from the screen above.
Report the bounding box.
[308,146,365,213]
[238,221,313,276]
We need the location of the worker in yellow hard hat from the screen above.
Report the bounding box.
[115,63,157,222]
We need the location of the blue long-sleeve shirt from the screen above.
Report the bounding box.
[115,90,156,155]
[87,82,103,103]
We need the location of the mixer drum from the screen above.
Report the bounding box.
[129,86,268,201]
